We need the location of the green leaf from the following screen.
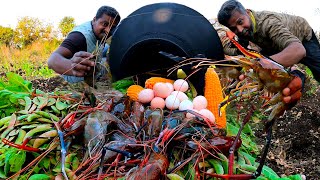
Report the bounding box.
[227,123,259,154]
[6,72,32,92]
[0,169,6,178]
[9,93,29,104]
[276,174,303,180]
[56,98,69,110]
[42,158,50,169]
[184,162,195,180]
[8,150,26,173]
[32,96,47,108]
[112,78,134,90]
[28,174,51,180]
[259,164,280,179]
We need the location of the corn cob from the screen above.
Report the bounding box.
[126,85,144,101]
[204,67,226,128]
[145,77,174,89]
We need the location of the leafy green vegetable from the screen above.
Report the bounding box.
[4,148,26,175]
[112,78,134,93]
[0,73,33,117]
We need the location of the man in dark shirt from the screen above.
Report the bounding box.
[47,6,120,83]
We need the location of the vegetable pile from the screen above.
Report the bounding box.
[0,72,305,180]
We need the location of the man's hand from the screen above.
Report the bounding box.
[282,76,303,104]
[238,72,303,106]
[70,51,95,77]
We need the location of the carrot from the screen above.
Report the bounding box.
[204,67,227,128]
[127,85,144,101]
[145,77,174,89]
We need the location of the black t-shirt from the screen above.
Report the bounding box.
[60,32,87,55]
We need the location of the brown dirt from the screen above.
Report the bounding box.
[31,75,68,92]
[254,79,320,180]
[31,75,320,179]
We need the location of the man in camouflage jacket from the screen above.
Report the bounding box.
[217,0,320,83]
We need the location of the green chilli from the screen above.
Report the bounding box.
[166,173,184,180]
[208,159,224,175]
[37,118,54,123]
[237,154,246,165]
[23,124,52,141]
[0,116,11,127]
[0,127,14,139]
[21,124,38,129]
[238,164,257,173]
[50,105,60,114]
[35,111,59,121]
[33,129,57,148]
[27,114,42,122]
[217,153,228,173]
[14,129,27,144]
[24,96,32,111]
[256,163,280,179]
[17,114,28,121]
[238,151,256,165]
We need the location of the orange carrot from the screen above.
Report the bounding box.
[145,77,174,89]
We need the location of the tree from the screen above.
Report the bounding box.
[14,16,53,47]
[0,26,14,46]
[58,16,76,38]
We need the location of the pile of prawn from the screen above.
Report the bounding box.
[5,94,241,180]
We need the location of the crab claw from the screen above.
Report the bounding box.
[226,31,236,39]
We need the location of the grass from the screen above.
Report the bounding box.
[0,39,61,80]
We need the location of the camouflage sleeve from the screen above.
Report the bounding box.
[217,28,238,56]
[260,16,301,51]
[221,37,238,55]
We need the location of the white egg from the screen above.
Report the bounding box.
[199,109,215,124]
[173,79,189,92]
[179,99,193,111]
[193,95,208,110]
[165,95,180,110]
[171,91,188,102]
[138,89,154,103]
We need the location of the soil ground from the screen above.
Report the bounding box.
[31,75,320,180]
[259,80,320,180]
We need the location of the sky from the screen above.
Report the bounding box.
[1,0,320,31]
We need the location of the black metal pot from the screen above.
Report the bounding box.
[109,2,224,94]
